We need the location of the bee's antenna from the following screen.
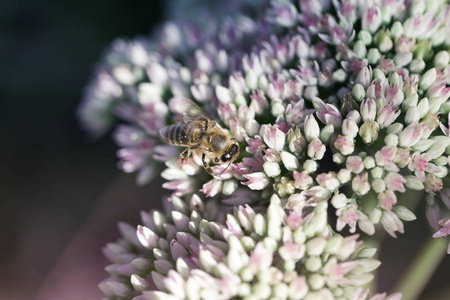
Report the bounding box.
[219,161,232,176]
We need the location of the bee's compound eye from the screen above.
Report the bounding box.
[221,153,231,162]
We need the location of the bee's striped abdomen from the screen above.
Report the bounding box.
[159,124,191,145]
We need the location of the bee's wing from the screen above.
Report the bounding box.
[178,98,211,124]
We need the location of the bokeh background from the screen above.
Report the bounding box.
[1,1,449,299]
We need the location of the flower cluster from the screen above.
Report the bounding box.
[79,0,450,298]
[100,193,400,300]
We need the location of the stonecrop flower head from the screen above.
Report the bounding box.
[79,0,450,299]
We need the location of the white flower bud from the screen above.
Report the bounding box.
[358,30,372,45]
[372,68,386,81]
[367,48,381,64]
[305,256,322,272]
[419,68,437,91]
[306,237,327,256]
[386,123,403,135]
[215,85,233,104]
[245,70,258,90]
[320,124,334,143]
[305,115,321,141]
[281,151,300,171]
[358,219,375,235]
[369,208,382,224]
[130,274,151,292]
[402,94,419,111]
[405,106,420,124]
[354,40,367,59]
[417,97,429,118]
[271,100,285,117]
[253,214,267,236]
[303,159,318,173]
[392,206,416,221]
[390,21,404,38]
[384,134,398,147]
[332,69,347,82]
[352,83,365,101]
[337,169,352,183]
[222,180,238,195]
[394,52,412,68]
[410,58,426,73]
[308,274,325,290]
[371,178,386,193]
[333,153,346,165]
[263,161,281,178]
[331,193,348,209]
[371,167,384,179]
[434,51,449,67]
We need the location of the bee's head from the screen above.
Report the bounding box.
[215,142,240,164]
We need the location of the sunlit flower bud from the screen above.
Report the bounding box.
[358,30,372,45]
[399,123,422,147]
[360,99,376,121]
[352,84,365,102]
[308,138,326,160]
[333,153,346,164]
[393,206,416,221]
[424,174,443,194]
[401,94,418,112]
[353,40,367,59]
[372,178,386,193]
[367,48,381,64]
[385,172,406,192]
[272,100,285,117]
[313,97,343,127]
[375,31,393,52]
[222,180,238,195]
[243,172,270,190]
[336,169,351,184]
[362,6,382,33]
[331,193,348,209]
[346,156,364,174]
[216,85,233,104]
[381,210,404,237]
[394,51,413,68]
[352,172,370,195]
[369,208,382,224]
[303,159,318,173]
[268,0,298,27]
[355,67,372,89]
[262,125,286,150]
[378,190,397,211]
[305,115,321,141]
[372,68,386,81]
[333,69,347,82]
[390,21,404,38]
[419,68,437,91]
[416,98,429,118]
[359,120,380,143]
[281,151,300,171]
[334,135,355,155]
[434,50,449,67]
[342,119,359,138]
[264,161,281,178]
[405,106,420,125]
[409,58,426,73]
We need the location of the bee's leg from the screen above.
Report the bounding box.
[202,152,213,174]
[180,148,190,163]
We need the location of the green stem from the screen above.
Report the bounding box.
[391,237,448,300]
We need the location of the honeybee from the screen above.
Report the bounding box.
[159,98,240,174]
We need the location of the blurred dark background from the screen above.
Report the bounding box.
[0,1,449,300]
[0,1,164,299]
